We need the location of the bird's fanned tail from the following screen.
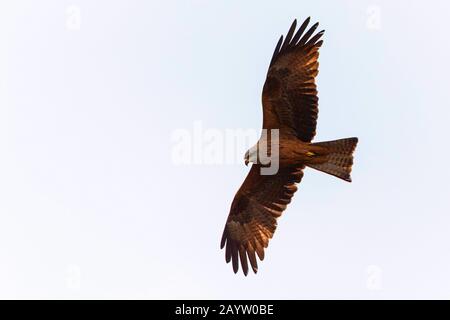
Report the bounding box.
[307,137,358,182]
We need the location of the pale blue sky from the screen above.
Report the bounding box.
[0,0,449,299]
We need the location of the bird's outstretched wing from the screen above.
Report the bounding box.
[262,17,324,142]
[220,165,304,275]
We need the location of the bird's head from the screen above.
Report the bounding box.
[244,146,258,166]
[244,150,250,166]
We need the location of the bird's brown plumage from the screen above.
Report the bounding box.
[262,17,322,142]
[220,165,304,274]
[221,17,357,276]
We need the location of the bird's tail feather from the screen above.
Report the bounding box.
[307,137,358,182]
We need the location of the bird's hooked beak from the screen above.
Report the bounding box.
[244,150,249,166]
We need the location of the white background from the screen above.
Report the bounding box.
[0,0,449,299]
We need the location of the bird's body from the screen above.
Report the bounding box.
[221,17,358,275]
[247,134,327,166]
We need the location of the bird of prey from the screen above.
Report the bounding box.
[220,17,358,275]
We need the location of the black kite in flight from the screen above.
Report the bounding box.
[220,17,358,275]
